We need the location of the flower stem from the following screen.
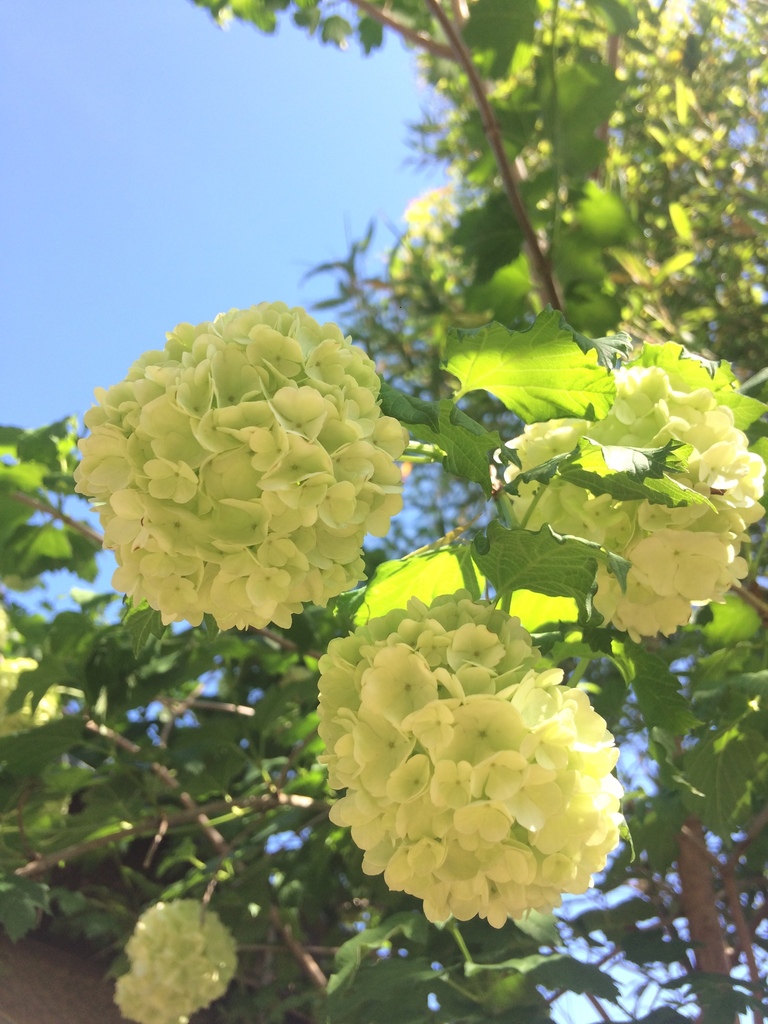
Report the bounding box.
[446,919,474,965]
[402,441,443,463]
[519,486,545,531]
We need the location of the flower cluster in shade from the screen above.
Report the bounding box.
[114,900,237,1024]
[318,592,623,928]
[504,358,765,641]
[74,303,408,630]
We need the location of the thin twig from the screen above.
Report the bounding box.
[728,802,768,869]
[10,491,104,547]
[249,626,322,660]
[449,0,469,28]
[585,992,613,1022]
[732,584,768,626]
[422,0,564,311]
[239,943,340,956]
[275,726,320,790]
[545,947,619,1006]
[405,510,484,559]
[16,784,39,863]
[679,823,722,871]
[720,864,764,1022]
[14,791,325,878]
[347,0,454,59]
[159,681,204,747]
[142,816,168,870]
[268,906,328,989]
[176,697,256,717]
[85,719,230,857]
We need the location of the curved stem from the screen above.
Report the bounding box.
[446,919,474,964]
[402,441,444,463]
[10,491,103,547]
[348,0,454,59]
[422,0,564,311]
[405,509,484,558]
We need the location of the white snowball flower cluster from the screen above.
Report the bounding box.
[318,591,623,927]
[75,303,408,630]
[505,355,765,640]
[114,900,237,1024]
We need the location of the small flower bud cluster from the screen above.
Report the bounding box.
[114,900,237,1024]
[318,592,623,927]
[505,360,765,640]
[75,303,408,630]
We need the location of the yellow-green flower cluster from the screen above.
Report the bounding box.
[505,359,765,640]
[75,303,408,630]
[318,592,623,928]
[114,900,237,1024]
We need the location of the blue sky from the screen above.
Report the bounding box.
[1,0,441,429]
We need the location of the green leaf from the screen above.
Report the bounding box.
[528,954,619,1000]
[123,602,167,658]
[453,192,525,283]
[576,182,634,247]
[321,14,352,47]
[468,952,619,1000]
[669,202,693,242]
[512,437,715,510]
[507,589,580,631]
[540,61,624,176]
[471,521,628,619]
[561,318,633,369]
[683,726,768,832]
[0,718,85,778]
[0,493,32,544]
[700,593,761,647]
[357,15,383,53]
[656,251,696,283]
[328,912,428,996]
[613,643,700,734]
[445,311,616,422]
[354,547,484,626]
[621,929,692,966]
[202,612,220,641]
[4,659,60,715]
[380,383,503,497]
[0,875,49,941]
[328,956,445,1024]
[463,0,537,78]
[663,972,767,1019]
[583,0,637,33]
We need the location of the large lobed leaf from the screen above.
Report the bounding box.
[380,383,502,497]
[445,310,618,422]
[509,437,715,510]
[612,643,700,735]
[352,546,485,626]
[471,520,629,620]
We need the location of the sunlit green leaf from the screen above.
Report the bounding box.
[472,521,628,619]
[354,547,484,626]
[446,311,616,422]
